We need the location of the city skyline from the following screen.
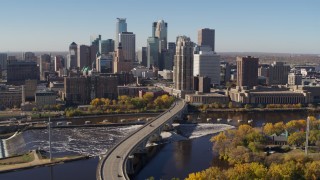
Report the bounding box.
[0,0,319,54]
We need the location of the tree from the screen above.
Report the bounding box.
[288,131,306,146]
[226,162,267,180]
[90,98,103,107]
[274,122,286,135]
[186,167,225,180]
[286,120,299,133]
[244,104,252,109]
[130,97,146,109]
[228,102,233,109]
[263,123,275,135]
[308,130,320,145]
[267,161,303,180]
[142,92,154,104]
[305,161,320,180]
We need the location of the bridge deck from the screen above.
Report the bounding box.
[97,99,186,180]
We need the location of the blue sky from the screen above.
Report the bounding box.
[0,0,319,54]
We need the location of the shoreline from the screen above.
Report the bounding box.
[199,107,319,113]
[0,150,89,174]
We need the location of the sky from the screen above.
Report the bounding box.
[0,0,319,54]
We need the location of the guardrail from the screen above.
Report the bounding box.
[96,99,186,180]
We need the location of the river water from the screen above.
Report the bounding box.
[0,111,318,180]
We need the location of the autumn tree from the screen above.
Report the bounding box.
[185,167,226,180]
[274,122,286,135]
[267,161,304,180]
[263,123,275,135]
[226,162,267,180]
[304,161,320,180]
[288,131,306,146]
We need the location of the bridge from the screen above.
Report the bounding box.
[97,99,187,180]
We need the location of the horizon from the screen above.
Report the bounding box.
[0,0,319,54]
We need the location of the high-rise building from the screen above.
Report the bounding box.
[54,55,65,72]
[119,32,135,63]
[7,61,39,85]
[40,54,51,80]
[193,46,220,85]
[0,53,7,70]
[90,35,101,46]
[147,37,159,68]
[173,36,194,91]
[153,20,168,52]
[268,61,291,85]
[77,45,91,69]
[236,56,259,88]
[68,42,78,69]
[113,43,132,73]
[198,28,215,51]
[115,18,127,51]
[64,75,118,105]
[161,50,174,70]
[96,54,113,73]
[288,72,302,85]
[23,52,36,61]
[220,61,231,85]
[168,42,176,54]
[99,39,114,55]
[138,47,147,67]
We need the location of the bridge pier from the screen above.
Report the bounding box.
[126,155,135,175]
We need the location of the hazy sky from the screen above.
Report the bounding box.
[0,0,319,54]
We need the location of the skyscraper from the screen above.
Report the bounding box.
[173,36,194,91]
[268,61,291,85]
[77,45,90,69]
[40,54,51,80]
[54,55,65,72]
[99,39,114,55]
[119,32,135,63]
[193,46,221,85]
[90,34,101,46]
[115,18,127,51]
[236,56,259,88]
[198,28,215,51]
[147,37,159,68]
[139,47,147,67]
[153,20,168,52]
[0,53,7,70]
[23,52,36,61]
[113,43,132,73]
[68,42,78,69]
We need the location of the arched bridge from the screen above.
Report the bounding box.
[97,99,187,180]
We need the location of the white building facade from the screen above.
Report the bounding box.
[193,46,220,85]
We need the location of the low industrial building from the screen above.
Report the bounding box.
[0,85,22,109]
[229,86,311,104]
[35,90,56,108]
[185,92,229,105]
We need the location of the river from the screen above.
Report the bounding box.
[0,111,317,180]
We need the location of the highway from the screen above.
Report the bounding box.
[97,99,186,180]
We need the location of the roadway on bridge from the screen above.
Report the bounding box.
[98,99,186,180]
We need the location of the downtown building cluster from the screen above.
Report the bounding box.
[0,18,320,110]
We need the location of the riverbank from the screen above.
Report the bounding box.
[203,107,315,113]
[0,150,88,173]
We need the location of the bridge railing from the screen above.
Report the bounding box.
[97,99,185,180]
